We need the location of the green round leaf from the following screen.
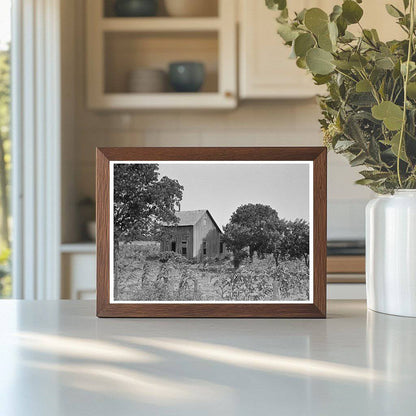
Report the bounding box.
[385,4,403,18]
[328,21,338,42]
[350,53,368,69]
[371,29,380,42]
[356,79,372,93]
[296,57,307,69]
[277,23,299,42]
[371,101,403,131]
[336,15,348,35]
[330,5,343,22]
[333,59,353,70]
[318,32,333,52]
[296,8,307,22]
[266,0,287,11]
[306,48,335,75]
[313,74,331,85]
[342,0,363,24]
[407,82,416,99]
[382,133,409,162]
[375,56,395,70]
[304,8,329,35]
[318,22,338,52]
[294,33,315,57]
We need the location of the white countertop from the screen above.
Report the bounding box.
[0,300,415,415]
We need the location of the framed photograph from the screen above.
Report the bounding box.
[96,147,327,318]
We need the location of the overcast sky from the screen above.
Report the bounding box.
[157,162,310,228]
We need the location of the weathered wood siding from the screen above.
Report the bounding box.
[193,212,221,260]
[161,225,194,260]
[161,211,228,261]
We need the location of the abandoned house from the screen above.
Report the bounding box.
[161,210,226,261]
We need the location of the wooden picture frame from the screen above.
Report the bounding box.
[96,147,327,318]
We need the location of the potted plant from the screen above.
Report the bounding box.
[266,0,416,316]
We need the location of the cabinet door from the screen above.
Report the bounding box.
[239,0,319,99]
[238,0,404,99]
[62,253,96,300]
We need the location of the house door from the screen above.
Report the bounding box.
[181,240,188,257]
[171,241,176,252]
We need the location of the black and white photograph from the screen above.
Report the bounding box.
[110,161,313,303]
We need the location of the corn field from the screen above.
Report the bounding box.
[115,242,309,302]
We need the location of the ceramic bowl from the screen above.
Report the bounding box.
[114,0,158,17]
[127,68,167,93]
[168,62,205,93]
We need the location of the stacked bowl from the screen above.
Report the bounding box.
[127,68,167,93]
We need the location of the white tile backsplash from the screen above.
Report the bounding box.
[73,102,372,240]
[328,199,368,240]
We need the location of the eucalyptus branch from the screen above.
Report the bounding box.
[390,79,398,101]
[267,0,416,193]
[358,69,381,104]
[397,0,415,188]
[393,85,404,104]
[358,22,378,49]
[334,68,357,83]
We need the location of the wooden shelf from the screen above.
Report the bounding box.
[327,256,366,284]
[86,0,237,110]
[61,243,96,254]
[327,274,365,283]
[101,17,221,32]
[89,92,235,110]
[327,256,365,274]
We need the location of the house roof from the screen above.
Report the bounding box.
[173,210,223,233]
[176,210,206,226]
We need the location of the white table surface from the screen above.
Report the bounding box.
[0,300,415,416]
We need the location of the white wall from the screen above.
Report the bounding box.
[64,0,373,241]
[59,0,371,300]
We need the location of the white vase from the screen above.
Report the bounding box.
[366,190,416,317]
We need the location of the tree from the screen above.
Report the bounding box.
[222,222,250,268]
[113,163,183,245]
[0,45,11,298]
[113,164,183,299]
[276,219,310,267]
[290,219,310,267]
[0,47,10,249]
[223,204,282,268]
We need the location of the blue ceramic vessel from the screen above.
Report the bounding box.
[169,62,205,93]
[114,0,158,17]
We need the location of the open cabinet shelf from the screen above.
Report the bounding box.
[86,0,237,110]
[103,0,219,18]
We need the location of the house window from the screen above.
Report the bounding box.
[181,240,187,256]
[171,241,176,252]
[220,242,224,254]
[203,241,207,255]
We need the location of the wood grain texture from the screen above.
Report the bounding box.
[327,256,365,274]
[96,149,110,317]
[327,274,365,284]
[96,147,327,318]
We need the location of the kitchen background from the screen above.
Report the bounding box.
[60,0,399,300]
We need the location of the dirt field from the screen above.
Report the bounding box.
[114,242,309,302]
